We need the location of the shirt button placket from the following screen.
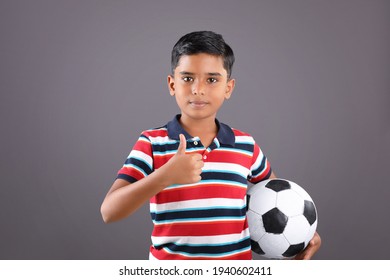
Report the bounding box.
[202,148,210,160]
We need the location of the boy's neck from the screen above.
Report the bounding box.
[179,115,218,138]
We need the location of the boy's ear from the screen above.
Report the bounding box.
[167,75,175,96]
[224,78,235,100]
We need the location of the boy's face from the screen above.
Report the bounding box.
[168,53,235,124]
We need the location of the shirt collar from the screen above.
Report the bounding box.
[167,114,235,147]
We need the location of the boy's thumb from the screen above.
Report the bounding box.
[177,134,187,155]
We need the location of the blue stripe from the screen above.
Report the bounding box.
[201,172,247,185]
[251,156,267,177]
[151,216,244,224]
[199,179,247,187]
[202,169,247,179]
[153,147,204,155]
[152,142,178,153]
[123,163,149,177]
[151,140,177,146]
[250,167,272,184]
[116,174,137,183]
[151,205,244,215]
[152,216,245,224]
[234,143,254,152]
[125,157,152,173]
[151,207,246,223]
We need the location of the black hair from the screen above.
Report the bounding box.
[171,31,235,79]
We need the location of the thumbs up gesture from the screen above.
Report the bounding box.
[163,134,204,185]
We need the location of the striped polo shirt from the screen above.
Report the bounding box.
[117,115,272,260]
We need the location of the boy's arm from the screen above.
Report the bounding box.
[101,134,203,223]
[268,171,322,259]
[269,171,277,179]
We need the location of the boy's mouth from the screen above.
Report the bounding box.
[189,101,208,108]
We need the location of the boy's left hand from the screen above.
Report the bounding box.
[294,231,322,260]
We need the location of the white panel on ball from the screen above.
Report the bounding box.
[259,233,289,258]
[283,215,311,244]
[277,190,304,216]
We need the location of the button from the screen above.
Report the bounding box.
[203,155,207,160]
[194,141,198,145]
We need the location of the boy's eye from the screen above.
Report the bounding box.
[207,78,218,83]
[182,77,194,82]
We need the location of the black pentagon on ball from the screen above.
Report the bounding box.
[251,240,265,255]
[303,200,317,225]
[283,242,305,258]
[262,208,288,234]
[265,179,291,192]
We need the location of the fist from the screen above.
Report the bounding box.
[164,134,204,185]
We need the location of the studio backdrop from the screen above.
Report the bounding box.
[1,0,389,259]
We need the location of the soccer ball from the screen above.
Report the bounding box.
[246,178,318,259]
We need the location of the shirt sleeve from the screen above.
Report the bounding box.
[116,133,154,183]
[247,141,272,184]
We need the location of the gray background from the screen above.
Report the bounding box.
[1,0,389,260]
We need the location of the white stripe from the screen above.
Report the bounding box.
[152,230,250,246]
[146,127,167,133]
[127,150,153,169]
[150,198,245,213]
[149,135,175,145]
[235,135,254,144]
[164,180,247,190]
[185,146,205,152]
[217,147,252,156]
[250,148,265,171]
[203,162,250,177]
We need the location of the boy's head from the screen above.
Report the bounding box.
[171,31,235,79]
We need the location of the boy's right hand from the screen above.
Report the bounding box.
[163,134,204,185]
[101,134,203,223]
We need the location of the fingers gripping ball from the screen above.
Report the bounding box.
[246,179,318,259]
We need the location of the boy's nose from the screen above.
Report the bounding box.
[191,82,205,95]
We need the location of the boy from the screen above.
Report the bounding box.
[101,31,321,260]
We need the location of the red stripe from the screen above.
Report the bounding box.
[207,150,252,165]
[152,220,248,236]
[117,166,145,181]
[154,150,252,169]
[153,154,173,169]
[154,150,204,169]
[151,184,246,204]
[142,129,169,138]
[132,138,152,153]
[232,129,251,137]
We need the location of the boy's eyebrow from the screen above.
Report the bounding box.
[178,71,195,76]
[207,72,223,77]
[178,71,223,76]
